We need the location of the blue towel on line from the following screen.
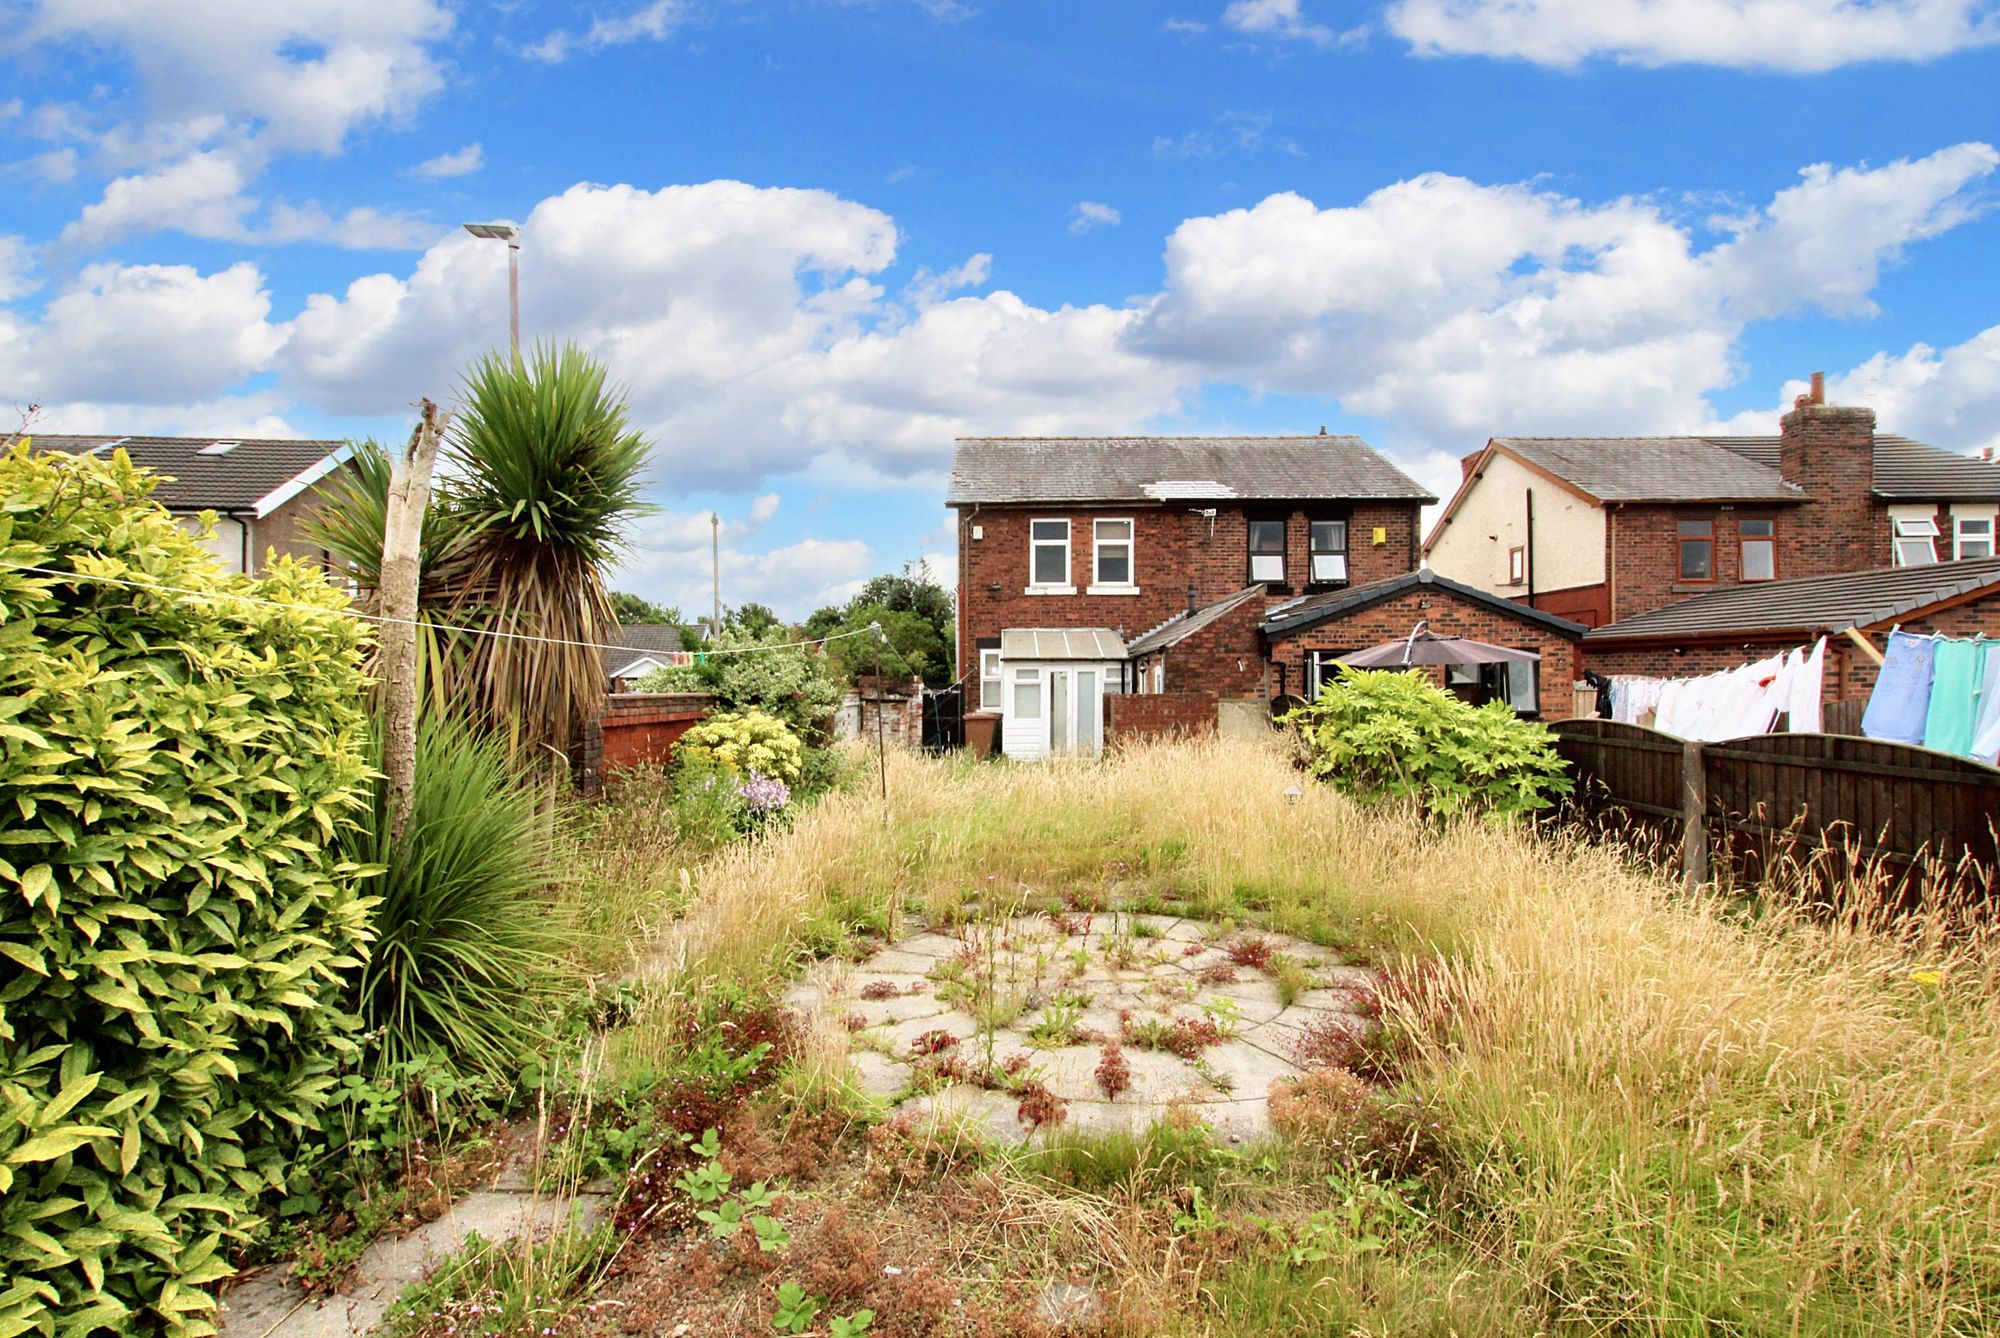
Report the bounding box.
[1860,630,1937,746]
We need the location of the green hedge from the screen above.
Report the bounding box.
[0,443,374,1336]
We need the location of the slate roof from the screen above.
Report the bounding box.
[1489,432,2000,504]
[602,624,694,677]
[1127,585,1266,657]
[999,628,1129,660]
[1493,436,1801,503]
[948,436,1437,506]
[1583,556,2000,642]
[1259,568,1587,640]
[28,434,351,514]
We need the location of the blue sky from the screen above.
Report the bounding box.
[3,0,1999,617]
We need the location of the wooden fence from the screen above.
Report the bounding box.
[1552,719,2000,900]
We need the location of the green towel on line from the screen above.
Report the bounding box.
[1923,637,1980,755]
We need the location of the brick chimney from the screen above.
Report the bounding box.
[1777,371,1878,576]
[1460,448,1484,482]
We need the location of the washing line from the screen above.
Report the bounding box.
[0,558,880,658]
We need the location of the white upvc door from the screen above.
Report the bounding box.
[1044,666,1104,758]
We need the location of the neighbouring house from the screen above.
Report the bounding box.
[602,622,700,691]
[1423,376,2000,628]
[949,434,1438,756]
[29,434,355,574]
[1579,555,2000,711]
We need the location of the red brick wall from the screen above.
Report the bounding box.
[1107,691,1217,740]
[1607,503,1795,620]
[1133,593,1269,697]
[582,693,715,791]
[1269,587,1581,721]
[955,500,1422,677]
[250,467,352,571]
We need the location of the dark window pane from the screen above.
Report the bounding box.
[1310,520,1346,551]
[1680,539,1713,580]
[1033,545,1067,584]
[1678,519,1713,537]
[1741,518,1774,537]
[1249,520,1285,553]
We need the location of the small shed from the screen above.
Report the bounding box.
[997,627,1127,760]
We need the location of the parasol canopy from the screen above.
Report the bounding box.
[1337,621,1542,669]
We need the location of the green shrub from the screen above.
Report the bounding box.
[1283,668,1571,818]
[0,442,373,1335]
[675,709,804,783]
[636,630,845,741]
[336,717,572,1082]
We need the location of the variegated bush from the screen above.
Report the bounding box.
[0,442,374,1336]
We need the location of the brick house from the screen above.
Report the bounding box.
[949,435,1436,756]
[1580,556,2000,711]
[31,434,355,574]
[1422,377,2000,628]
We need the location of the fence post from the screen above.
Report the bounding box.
[1681,740,1709,891]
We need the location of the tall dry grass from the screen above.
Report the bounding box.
[609,735,2000,1334]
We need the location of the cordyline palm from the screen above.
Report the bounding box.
[309,342,651,764]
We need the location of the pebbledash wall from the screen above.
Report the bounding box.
[955,501,1421,677]
[1269,586,1583,722]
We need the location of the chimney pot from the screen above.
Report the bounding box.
[1187,583,1198,615]
[1810,371,1826,404]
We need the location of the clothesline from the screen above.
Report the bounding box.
[1860,629,2000,762]
[1602,639,1825,741]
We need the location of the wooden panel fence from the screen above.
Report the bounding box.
[1552,719,2000,903]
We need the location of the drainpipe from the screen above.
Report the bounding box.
[1525,488,1536,608]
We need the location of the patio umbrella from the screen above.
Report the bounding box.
[1337,621,1541,669]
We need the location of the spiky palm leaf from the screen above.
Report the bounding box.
[436,344,651,761]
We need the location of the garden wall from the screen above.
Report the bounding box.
[1108,690,1218,741]
[575,692,716,793]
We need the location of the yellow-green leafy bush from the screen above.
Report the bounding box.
[0,443,374,1336]
[675,708,803,782]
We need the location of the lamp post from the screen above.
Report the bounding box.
[461,221,521,364]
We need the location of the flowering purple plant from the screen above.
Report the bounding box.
[737,769,791,817]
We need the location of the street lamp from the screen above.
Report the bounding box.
[461,221,521,364]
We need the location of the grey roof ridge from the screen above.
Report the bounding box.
[1259,568,1587,639]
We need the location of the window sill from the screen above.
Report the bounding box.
[1023,585,1076,596]
[1085,584,1141,596]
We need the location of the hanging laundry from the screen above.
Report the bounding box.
[1860,631,1937,746]
[1922,638,1982,754]
[1786,639,1824,733]
[1970,642,2000,763]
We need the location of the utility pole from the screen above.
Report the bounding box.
[381,398,446,844]
[711,512,721,638]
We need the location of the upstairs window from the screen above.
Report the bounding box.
[1093,519,1134,586]
[1677,519,1714,581]
[1740,518,1775,581]
[1030,519,1071,587]
[1248,520,1287,584]
[1507,546,1526,586]
[1309,520,1348,584]
[1894,515,1940,566]
[1957,515,1994,560]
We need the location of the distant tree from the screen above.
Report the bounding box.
[803,562,957,687]
[611,591,683,625]
[724,602,785,638]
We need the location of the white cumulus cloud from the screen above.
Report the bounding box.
[1386,0,2000,72]
[1070,201,1122,234]
[408,143,484,181]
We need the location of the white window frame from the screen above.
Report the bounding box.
[1089,517,1137,594]
[1953,506,1996,561]
[979,649,1003,711]
[1893,512,1940,567]
[1307,650,1344,698]
[1011,666,1044,719]
[1027,518,1074,594]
